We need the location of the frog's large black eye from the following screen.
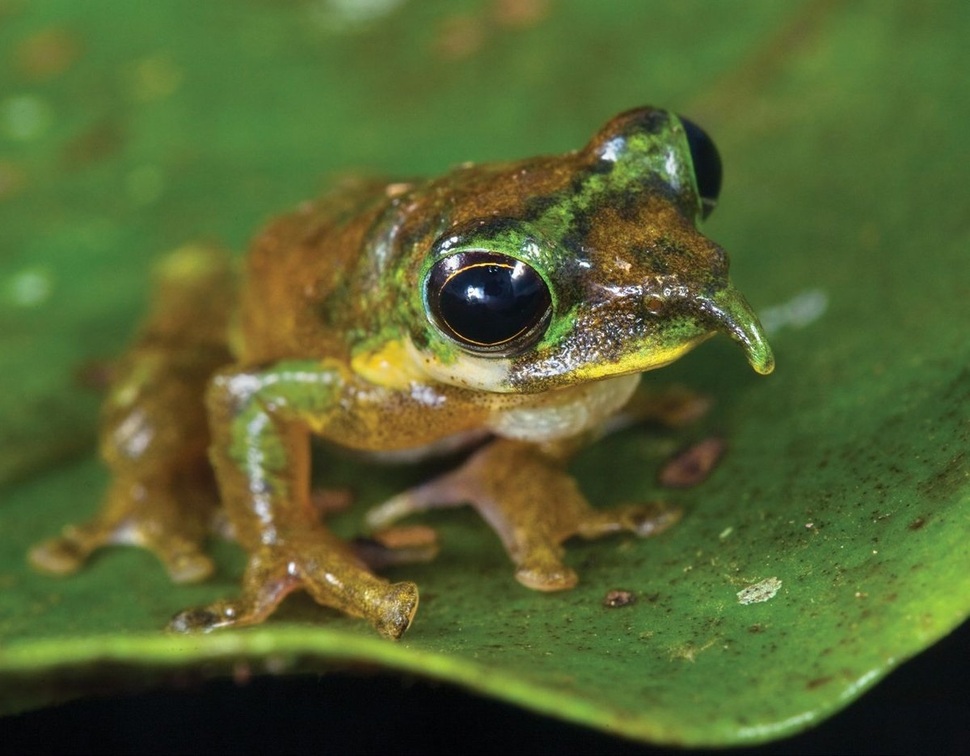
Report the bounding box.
[426,251,551,355]
[679,116,723,219]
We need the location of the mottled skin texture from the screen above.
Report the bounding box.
[30,107,773,639]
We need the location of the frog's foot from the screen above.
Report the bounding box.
[366,439,681,592]
[28,478,214,584]
[574,500,683,540]
[608,385,713,433]
[168,528,419,639]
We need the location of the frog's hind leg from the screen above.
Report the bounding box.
[29,245,235,584]
[366,439,681,591]
[31,462,218,583]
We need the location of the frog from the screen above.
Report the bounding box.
[30,106,774,640]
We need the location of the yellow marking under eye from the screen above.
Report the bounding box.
[351,340,429,390]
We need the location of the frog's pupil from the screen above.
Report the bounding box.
[680,116,722,219]
[429,253,551,352]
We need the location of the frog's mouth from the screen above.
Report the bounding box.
[698,287,775,375]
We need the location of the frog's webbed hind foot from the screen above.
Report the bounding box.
[168,527,419,640]
[366,439,681,592]
[29,476,216,584]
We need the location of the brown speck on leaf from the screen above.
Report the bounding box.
[16,27,82,80]
[603,589,636,608]
[60,120,125,169]
[0,161,26,200]
[806,675,833,690]
[492,0,550,29]
[659,436,727,488]
[908,516,927,531]
[435,14,486,59]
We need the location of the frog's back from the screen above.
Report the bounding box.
[237,178,391,365]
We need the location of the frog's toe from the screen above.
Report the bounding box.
[168,601,239,633]
[143,533,214,583]
[365,472,470,530]
[621,501,683,538]
[351,526,440,570]
[515,560,578,592]
[28,532,91,575]
[371,581,420,640]
[161,548,215,584]
[576,501,683,540]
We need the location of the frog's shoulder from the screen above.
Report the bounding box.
[237,177,394,364]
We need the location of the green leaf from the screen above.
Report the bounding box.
[1,0,967,747]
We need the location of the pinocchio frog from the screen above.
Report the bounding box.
[31,107,774,638]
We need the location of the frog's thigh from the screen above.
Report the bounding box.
[185,361,418,638]
[30,372,218,584]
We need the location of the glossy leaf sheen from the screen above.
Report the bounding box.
[0,1,967,747]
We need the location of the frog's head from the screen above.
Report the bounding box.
[407,106,774,393]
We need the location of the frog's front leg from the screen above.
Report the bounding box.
[170,360,418,639]
[367,438,680,591]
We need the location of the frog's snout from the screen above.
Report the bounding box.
[699,287,775,375]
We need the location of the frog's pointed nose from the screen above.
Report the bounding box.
[700,287,775,375]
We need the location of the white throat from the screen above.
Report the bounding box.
[486,374,641,443]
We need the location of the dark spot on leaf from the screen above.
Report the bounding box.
[658,436,727,488]
[916,451,968,502]
[603,589,636,608]
[60,120,125,169]
[908,516,927,531]
[806,676,833,690]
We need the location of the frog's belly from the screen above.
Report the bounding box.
[354,429,490,464]
[487,374,641,443]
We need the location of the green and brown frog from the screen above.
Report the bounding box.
[30,107,774,639]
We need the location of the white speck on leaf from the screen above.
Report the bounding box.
[4,267,53,307]
[737,577,782,605]
[760,289,828,336]
[0,94,53,141]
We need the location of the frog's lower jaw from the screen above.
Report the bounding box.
[406,332,706,395]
